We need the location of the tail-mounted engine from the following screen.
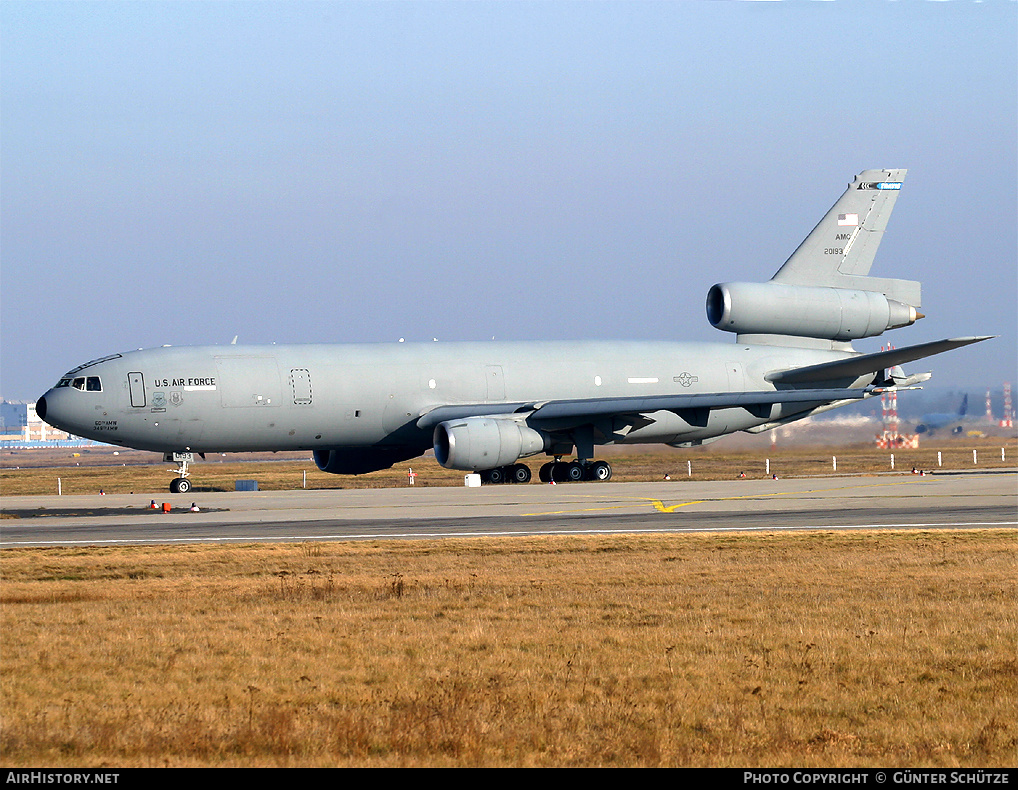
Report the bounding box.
[706,282,920,341]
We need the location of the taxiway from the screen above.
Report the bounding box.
[2,471,1015,547]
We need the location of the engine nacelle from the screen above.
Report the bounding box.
[434,417,548,471]
[706,282,919,341]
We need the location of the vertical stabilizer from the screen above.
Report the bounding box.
[771,169,920,306]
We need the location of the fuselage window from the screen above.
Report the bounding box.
[56,378,71,388]
[86,377,102,392]
[72,378,86,390]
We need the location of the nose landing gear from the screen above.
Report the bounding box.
[165,452,194,494]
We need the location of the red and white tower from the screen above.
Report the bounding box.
[876,389,918,448]
[878,388,899,447]
[876,345,919,448]
[1001,383,1014,429]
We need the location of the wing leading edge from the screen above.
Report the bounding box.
[418,387,873,432]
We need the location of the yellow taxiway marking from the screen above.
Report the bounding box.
[648,478,925,513]
[524,478,925,517]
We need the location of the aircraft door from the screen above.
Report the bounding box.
[725,362,745,391]
[128,372,146,407]
[290,368,313,405]
[485,365,506,401]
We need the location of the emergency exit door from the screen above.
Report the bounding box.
[290,368,313,405]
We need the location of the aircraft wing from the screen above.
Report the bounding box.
[765,336,994,385]
[525,388,871,423]
[416,336,993,434]
[417,387,873,432]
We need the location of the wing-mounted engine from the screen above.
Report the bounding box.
[434,417,548,471]
[706,282,921,342]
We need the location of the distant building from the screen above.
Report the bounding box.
[0,400,96,448]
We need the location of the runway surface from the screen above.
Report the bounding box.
[3,469,1015,548]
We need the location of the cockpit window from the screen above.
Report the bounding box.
[67,376,101,391]
[60,376,102,391]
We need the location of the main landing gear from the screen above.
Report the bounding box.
[479,463,532,485]
[538,458,613,483]
[478,459,612,484]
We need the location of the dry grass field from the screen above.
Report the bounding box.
[2,436,1016,496]
[2,438,1016,766]
[1,530,1015,767]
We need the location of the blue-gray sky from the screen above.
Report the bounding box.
[2,1,1016,401]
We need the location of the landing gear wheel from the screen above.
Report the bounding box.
[170,477,191,494]
[511,464,532,484]
[167,453,195,495]
[539,462,554,483]
[589,461,612,481]
[486,466,507,485]
[565,462,585,482]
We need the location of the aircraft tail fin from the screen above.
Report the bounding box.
[716,169,925,349]
[770,169,920,307]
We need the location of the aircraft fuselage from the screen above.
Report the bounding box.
[37,339,857,455]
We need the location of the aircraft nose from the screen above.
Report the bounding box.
[35,389,71,432]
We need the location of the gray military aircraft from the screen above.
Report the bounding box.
[37,169,990,493]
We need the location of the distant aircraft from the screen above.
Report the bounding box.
[37,169,990,492]
[914,394,970,435]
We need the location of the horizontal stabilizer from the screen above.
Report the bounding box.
[765,336,994,384]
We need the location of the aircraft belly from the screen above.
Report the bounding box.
[307,404,398,448]
[202,416,285,449]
